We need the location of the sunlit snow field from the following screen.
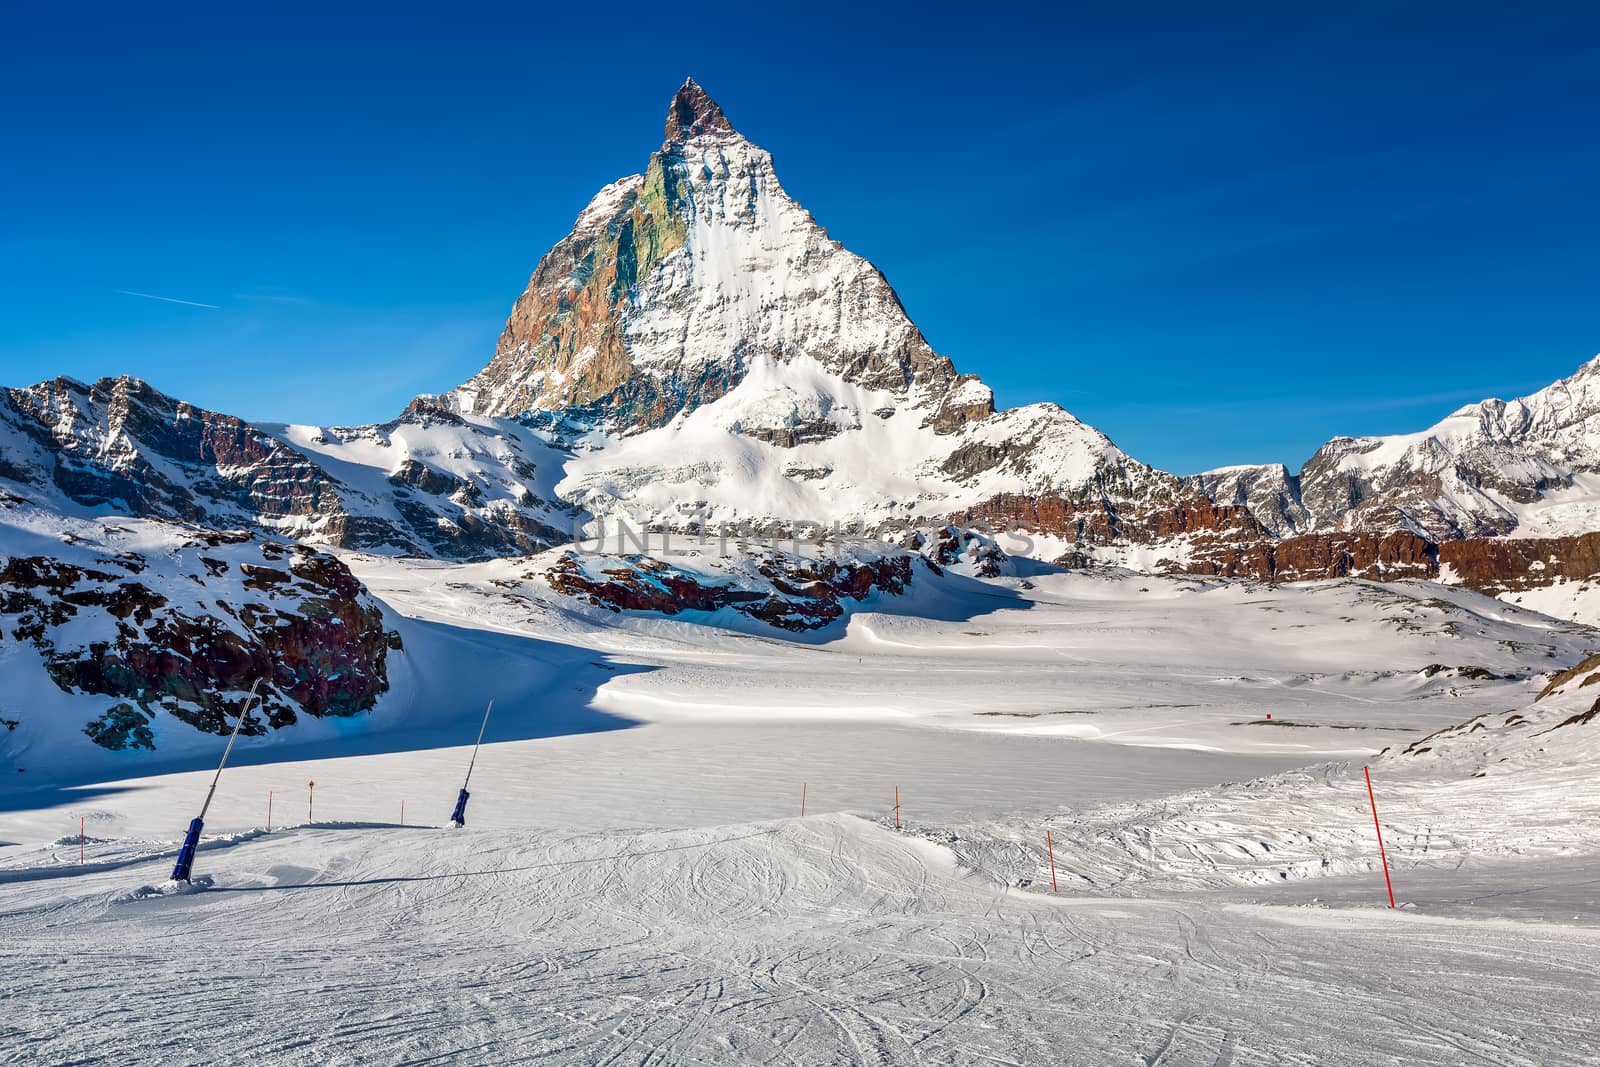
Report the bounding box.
[4,562,1599,1064]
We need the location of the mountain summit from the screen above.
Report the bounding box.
[664,77,733,143]
[450,80,1192,540]
[445,79,1600,592]
[451,78,968,430]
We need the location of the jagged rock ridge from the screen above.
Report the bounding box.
[1,377,575,562]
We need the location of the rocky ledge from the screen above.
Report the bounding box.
[544,550,916,631]
[0,532,400,750]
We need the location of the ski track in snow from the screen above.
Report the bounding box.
[3,814,1597,1065]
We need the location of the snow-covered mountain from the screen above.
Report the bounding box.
[1175,358,1600,606]
[0,377,574,561]
[454,78,968,431]
[1293,355,1600,539]
[5,78,1600,628]
[447,78,1234,560]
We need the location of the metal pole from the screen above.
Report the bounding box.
[1365,767,1396,908]
[198,677,263,822]
[462,700,494,791]
[170,678,265,883]
[450,700,494,827]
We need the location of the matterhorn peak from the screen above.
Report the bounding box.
[664,77,734,143]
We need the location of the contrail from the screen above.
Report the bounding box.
[115,289,221,310]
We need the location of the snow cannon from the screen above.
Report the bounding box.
[448,700,494,830]
[169,817,205,882]
[167,678,263,884]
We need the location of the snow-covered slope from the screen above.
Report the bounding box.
[555,353,1174,533]
[6,606,1600,1063]
[0,378,573,561]
[262,395,576,558]
[1204,355,1600,541]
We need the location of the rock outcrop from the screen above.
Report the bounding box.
[1439,532,1600,596]
[0,511,398,750]
[544,548,916,631]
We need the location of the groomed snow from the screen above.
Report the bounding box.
[5,546,1600,1062]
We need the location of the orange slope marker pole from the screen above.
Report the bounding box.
[894,785,900,830]
[1365,766,1396,908]
[1046,830,1058,893]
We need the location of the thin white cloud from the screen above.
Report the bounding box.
[115,289,221,310]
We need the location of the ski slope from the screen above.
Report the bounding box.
[5,645,1599,1064]
[5,552,1600,1063]
[3,811,1597,1065]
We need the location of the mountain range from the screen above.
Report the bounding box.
[5,78,1600,751]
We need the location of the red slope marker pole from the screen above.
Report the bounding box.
[1365,766,1396,909]
[800,783,806,817]
[308,780,315,824]
[1046,830,1058,893]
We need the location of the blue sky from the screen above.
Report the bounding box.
[3,3,1597,474]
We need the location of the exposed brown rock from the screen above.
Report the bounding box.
[1439,532,1600,596]
[927,376,996,434]
[736,419,841,448]
[1537,652,1600,700]
[544,551,915,631]
[1191,531,1438,583]
[664,77,733,143]
[3,376,341,523]
[1,540,399,747]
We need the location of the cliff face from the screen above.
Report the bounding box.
[2,376,340,526]
[1439,533,1600,596]
[0,499,398,754]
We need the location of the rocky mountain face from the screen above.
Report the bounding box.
[453,78,967,433]
[1293,359,1600,541]
[1176,358,1600,588]
[0,495,399,763]
[449,79,1234,561]
[0,377,574,562]
[1194,356,1600,546]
